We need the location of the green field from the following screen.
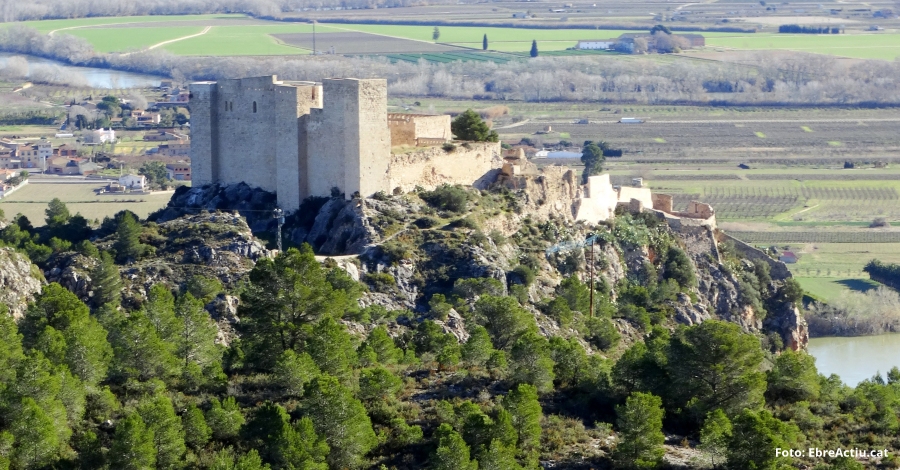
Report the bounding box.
[795,277,880,302]
[162,24,317,55]
[20,14,245,33]
[705,32,900,60]
[66,26,205,53]
[16,13,900,59]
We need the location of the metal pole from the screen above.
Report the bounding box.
[312,21,316,55]
[273,208,284,252]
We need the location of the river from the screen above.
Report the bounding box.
[807,334,900,386]
[0,52,163,89]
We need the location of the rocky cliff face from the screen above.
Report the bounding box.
[0,247,44,319]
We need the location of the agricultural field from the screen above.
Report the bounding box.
[65,26,206,53]
[0,182,171,226]
[272,31,460,54]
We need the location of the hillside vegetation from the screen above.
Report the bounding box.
[0,188,898,469]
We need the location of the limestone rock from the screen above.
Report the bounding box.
[765,302,809,351]
[0,247,44,319]
[670,293,712,326]
[44,253,98,304]
[433,308,469,343]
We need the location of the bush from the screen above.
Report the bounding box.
[511,265,536,287]
[414,216,441,229]
[584,316,620,351]
[363,272,397,293]
[420,185,469,213]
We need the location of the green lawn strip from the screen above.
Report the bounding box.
[795,277,879,302]
[65,26,206,53]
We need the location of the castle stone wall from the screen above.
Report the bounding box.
[188,82,217,186]
[388,114,451,147]
[387,142,502,193]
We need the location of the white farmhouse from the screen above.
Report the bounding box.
[84,128,116,144]
[577,40,616,50]
[119,174,146,190]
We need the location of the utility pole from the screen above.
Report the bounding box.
[273,208,285,252]
[312,21,317,55]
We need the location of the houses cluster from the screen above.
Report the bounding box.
[0,138,101,175]
[144,129,191,158]
[576,32,705,52]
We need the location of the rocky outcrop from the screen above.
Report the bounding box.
[765,303,809,351]
[44,253,99,305]
[151,183,278,233]
[0,247,44,319]
[206,294,240,346]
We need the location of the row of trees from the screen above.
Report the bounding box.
[778,24,841,34]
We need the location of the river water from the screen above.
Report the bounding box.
[0,52,163,88]
[807,334,900,386]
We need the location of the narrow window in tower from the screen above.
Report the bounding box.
[253,101,257,113]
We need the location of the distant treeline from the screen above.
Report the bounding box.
[0,110,64,125]
[864,260,900,290]
[778,24,841,34]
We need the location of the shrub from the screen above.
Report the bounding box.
[511,265,536,287]
[584,316,620,351]
[414,216,441,229]
[363,272,397,293]
[420,185,469,213]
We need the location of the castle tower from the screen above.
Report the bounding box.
[188,82,218,186]
[306,78,390,199]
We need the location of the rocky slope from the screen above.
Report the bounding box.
[0,247,44,318]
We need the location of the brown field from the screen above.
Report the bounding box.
[272,31,464,54]
[0,182,171,226]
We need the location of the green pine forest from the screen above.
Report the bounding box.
[0,187,898,470]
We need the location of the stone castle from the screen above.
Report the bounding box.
[190,75,501,212]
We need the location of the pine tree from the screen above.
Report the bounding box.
[699,409,732,469]
[239,245,357,370]
[9,397,59,470]
[430,423,477,470]
[182,403,212,449]
[108,311,180,382]
[502,384,542,454]
[483,34,488,50]
[462,325,495,367]
[110,412,157,470]
[613,392,665,469]
[206,397,245,441]
[360,326,402,365]
[138,396,185,469]
[175,293,220,372]
[21,283,112,385]
[451,109,499,143]
[44,197,70,228]
[307,316,357,380]
[530,40,538,57]
[478,439,523,470]
[272,350,320,397]
[304,375,377,469]
[0,306,24,384]
[114,211,145,263]
[91,251,122,308]
[509,331,555,393]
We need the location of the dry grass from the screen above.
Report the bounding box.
[0,182,170,226]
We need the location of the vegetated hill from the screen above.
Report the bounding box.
[4,184,898,470]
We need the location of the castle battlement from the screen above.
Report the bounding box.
[190,75,501,212]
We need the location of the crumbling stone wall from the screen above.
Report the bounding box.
[722,233,792,280]
[387,142,502,193]
[388,114,451,147]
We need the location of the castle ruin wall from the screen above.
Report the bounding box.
[387,142,502,193]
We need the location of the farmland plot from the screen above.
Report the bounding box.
[273,31,462,54]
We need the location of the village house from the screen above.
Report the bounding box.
[158,142,190,157]
[83,128,116,144]
[576,39,617,50]
[119,174,147,190]
[0,148,21,169]
[47,157,98,175]
[55,144,78,157]
[130,109,162,125]
[166,163,191,181]
[15,141,52,170]
[143,129,188,142]
[779,251,799,264]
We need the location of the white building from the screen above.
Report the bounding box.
[84,128,116,144]
[119,174,146,190]
[577,40,617,50]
